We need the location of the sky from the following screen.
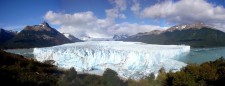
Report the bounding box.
[0,0,225,38]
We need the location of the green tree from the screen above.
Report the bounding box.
[58,67,80,86]
[102,68,122,86]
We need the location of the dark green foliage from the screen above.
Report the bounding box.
[0,50,61,86]
[166,57,225,86]
[58,67,80,86]
[102,68,123,86]
[58,68,125,86]
[81,74,104,86]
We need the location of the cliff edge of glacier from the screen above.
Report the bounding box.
[33,41,190,79]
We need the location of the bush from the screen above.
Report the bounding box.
[102,68,123,86]
[58,67,80,86]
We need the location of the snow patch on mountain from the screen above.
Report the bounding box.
[113,34,129,40]
[33,41,190,79]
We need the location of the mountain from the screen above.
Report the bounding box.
[0,28,17,44]
[118,23,225,48]
[112,34,129,41]
[2,22,72,49]
[62,33,83,42]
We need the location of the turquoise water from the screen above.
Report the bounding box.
[5,49,34,58]
[179,47,225,64]
[5,47,225,64]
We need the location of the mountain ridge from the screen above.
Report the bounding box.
[1,22,73,49]
[62,33,83,42]
[0,28,17,44]
[117,23,225,48]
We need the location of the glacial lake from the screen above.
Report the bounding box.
[5,47,225,64]
[180,47,225,64]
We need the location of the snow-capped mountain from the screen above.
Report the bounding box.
[33,41,190,79]
[167,22,212,31]
[3,22,72,49]
[118,23,225,48]
[62,33,83,42]
[112,34,129,41]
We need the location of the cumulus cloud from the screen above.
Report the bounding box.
[45,11,97,26]
[140,0,225,26]
[44,0,166,39]
[109,0,127,11]
[45,11,111,38]
[110,23,166,35]
[131,0,140,15]
[44,10,164,38]
[107,0,127,20]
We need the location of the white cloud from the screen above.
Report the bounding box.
[110,23,166,35]
[106,0,127,20]
[45,11,111,38]
[44,11,165,38]
[45,11,97,25]
[109,0,127,11]
[140,0,225,27]
[131,0,140,15]
[44,0,169,38]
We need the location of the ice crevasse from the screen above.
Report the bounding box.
[33,41,190,79]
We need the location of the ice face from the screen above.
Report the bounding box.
[33,41,190,79]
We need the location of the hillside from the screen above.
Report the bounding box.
[2,22,72,49]
[0,28,17,44]
[118,23,225,48]
[62,33,83,42]
[0,50,62,86]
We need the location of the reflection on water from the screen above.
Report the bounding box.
[4,47,225,64]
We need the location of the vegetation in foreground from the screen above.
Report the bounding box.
[1,50,225,86]
[0,50,62,86]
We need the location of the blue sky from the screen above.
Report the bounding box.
[0,0,161,28]
[0,0,225,38]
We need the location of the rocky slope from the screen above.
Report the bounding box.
[62,33,83,42]
[118,23,225,48]
[0,28,17,44]
[2,22,72,49]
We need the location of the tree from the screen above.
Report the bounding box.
[102,68,122,86]
[58,67,80,86]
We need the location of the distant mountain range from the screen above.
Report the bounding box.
[1,22,225,48]
[117,23,225,48]
[112,34,129,41]
[1,22,82,49]
[0,28,17,44]
[62,33,83,42]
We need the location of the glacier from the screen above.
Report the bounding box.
[33,41,190,79]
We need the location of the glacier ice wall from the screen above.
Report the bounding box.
[33,41,190,79]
